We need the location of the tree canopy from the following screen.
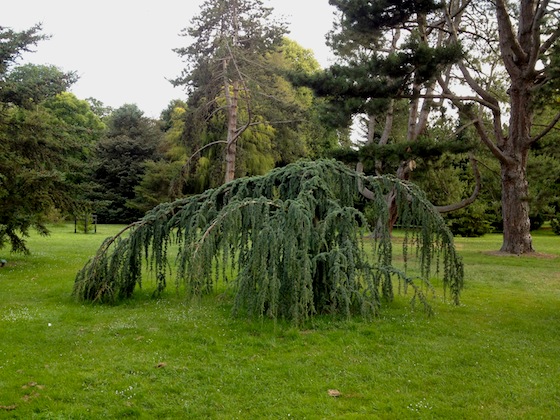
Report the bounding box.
[0,63,78,108]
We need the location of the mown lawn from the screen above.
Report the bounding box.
[0,224,559,419]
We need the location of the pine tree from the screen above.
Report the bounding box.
[313,0,560,254]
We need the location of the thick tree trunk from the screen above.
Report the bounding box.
[500,158,533,254]
[499,82,534,254]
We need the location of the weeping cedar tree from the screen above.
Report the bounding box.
[74,160,463,322]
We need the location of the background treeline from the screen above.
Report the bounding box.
[2,0,560,254]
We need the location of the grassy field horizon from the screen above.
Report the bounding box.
[0,224,559,418]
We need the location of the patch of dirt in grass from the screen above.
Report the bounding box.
[327,389,342,397]
[483,251,557,259]
[21,392,40,402]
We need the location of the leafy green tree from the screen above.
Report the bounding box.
[90,104,163,223]
[159,99,187,131]
[74,160,464,323]
[0,25,102,252]
[44,92,106,144]
[259,38,344,164]
[132,103,189,212]
[0,63,78,108]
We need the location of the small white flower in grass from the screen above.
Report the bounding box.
[48,323,52,327]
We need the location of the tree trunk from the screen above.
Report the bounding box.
[500,158,533,254]
[224,0,240,184]
[499,83,534,254]
[224,80,239,184]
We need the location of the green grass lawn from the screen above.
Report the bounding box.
[1,224,559,419]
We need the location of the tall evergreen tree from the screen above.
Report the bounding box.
[172,0,287,184]
[90,104,163,223]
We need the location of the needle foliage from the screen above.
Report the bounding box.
[73,159,463,322]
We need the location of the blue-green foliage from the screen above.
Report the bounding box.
[73,160,463,323]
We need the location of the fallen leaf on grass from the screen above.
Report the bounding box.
[328,389,342,397]
[0,405,17,411]
[156,362,167,368]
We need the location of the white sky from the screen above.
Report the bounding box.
[5,0,337,118]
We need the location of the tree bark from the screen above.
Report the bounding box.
[499,82,534,254]
[493,0,536,254]
[224,79,239,184]
[500,158,533,254]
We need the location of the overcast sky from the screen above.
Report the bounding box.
[5,0,337,118]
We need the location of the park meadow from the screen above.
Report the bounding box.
[0,223,559,418]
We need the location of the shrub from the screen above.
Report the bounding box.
[444,202,493,237]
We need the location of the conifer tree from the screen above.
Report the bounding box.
[90,104,163,224]
[74,160,464,323]
[294,0,468,234]
[304,0,560,254]
[173,0,287,184]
